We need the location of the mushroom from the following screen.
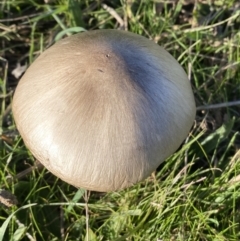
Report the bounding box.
[12,30,196,192]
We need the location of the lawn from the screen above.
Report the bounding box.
[0,0,240,240]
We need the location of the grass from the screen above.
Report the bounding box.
[0,0,240,240]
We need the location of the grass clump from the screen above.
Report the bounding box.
[0,0,240,240]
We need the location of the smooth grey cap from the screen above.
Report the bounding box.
[12,30,196,192]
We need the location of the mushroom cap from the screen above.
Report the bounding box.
[12,30,196,192]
